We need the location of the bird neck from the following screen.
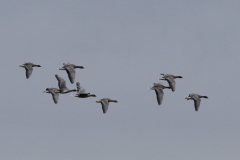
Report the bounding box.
[174,76,182,79]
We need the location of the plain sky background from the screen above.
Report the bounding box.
[1,0,240,159]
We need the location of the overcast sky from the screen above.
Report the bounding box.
[1,0,240,159]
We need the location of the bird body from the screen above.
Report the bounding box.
[58,62,84,84]
[159,74,182,92]
[43,88,60,104]
[19,62,41,79]
[185,93,208,111]
[96,98,118,114]
[148,83,171,105]
[71,82,96,98]
[55,74,76,94]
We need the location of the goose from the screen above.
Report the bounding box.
[71,82,96,98]
[19,62,41,79]
[58,62,84,84]
[55,74,77,94]
[43,88,60,104]
[96,98,118,114]
[185,93,208,111]
[159,74,182,92]
[148,83,171,105]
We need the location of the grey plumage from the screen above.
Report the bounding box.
[148,83,171,105]
[58,62,84,84]
[19,62,41,79]
[185,93,208,111]
[96,98,118,114]
[71,82,96,98]
[159,74,182,92]
[55,74,76,94]
[43,88,60,104]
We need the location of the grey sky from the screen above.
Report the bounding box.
[1,0,240,159]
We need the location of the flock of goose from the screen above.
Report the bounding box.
[149,74,208,111]
[19,62,208,113]
[19,62,117,114]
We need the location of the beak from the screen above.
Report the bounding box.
[58,67,65,70]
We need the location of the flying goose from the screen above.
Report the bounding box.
[55,74,77,94]
[58,62,84,84]
[159,74,182,92]
[185,93,208,111]
[19,62,41,79]
[43,88,60,104]
[148,83,171,105]
[71,82,96,98]
[96,98,118,114]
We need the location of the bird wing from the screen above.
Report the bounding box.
[65,66,76,84]
[79,86,86,94]
[155,88,164,105]
[25,65,33,79]
[192,95,201,111]
[76,82,87,95]
[166,77,176,92]
[49,90,59,104]
[101,99,109,113]
[55,75,67,89]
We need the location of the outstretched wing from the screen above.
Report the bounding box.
[49,90,59,104]
[25,65,33,79]
[166,77,176,92]
[192,95,201,111]
[55,75,67,89]
[65,66,76,84]
[76,82,86,94]
[155,88,164,105]
[101,99,109,114]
